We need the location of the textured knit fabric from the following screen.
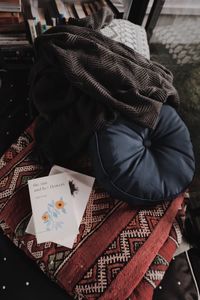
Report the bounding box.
[30,9,179,165]
[100,19,150,59]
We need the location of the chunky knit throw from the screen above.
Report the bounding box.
[30,8,179,165]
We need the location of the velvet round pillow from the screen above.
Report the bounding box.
[89,105,195,205]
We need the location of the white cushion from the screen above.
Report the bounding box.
[101,19,150,59]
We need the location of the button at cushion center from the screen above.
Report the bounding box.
[143,139,152,148]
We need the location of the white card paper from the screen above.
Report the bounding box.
[49,166,94,223]
[26,166,95,248]
[28,173,78,246]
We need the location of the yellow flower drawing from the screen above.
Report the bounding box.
[42,212,49,222]
[55,199,65,209]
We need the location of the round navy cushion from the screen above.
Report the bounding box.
[89,105,195,205]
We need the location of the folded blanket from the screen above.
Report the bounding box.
[0,124,183,300]
[29,10,179,165]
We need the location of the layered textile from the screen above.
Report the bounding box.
[0,232,70,300]
[0,124,184,299]
[153,249,200,300]
[29,10,179,164]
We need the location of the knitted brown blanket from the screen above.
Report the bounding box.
[30,9,179,165]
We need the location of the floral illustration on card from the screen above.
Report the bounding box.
[41,197,66,231]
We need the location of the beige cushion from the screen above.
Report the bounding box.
[101,19,150,59]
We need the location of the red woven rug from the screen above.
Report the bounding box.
[0,123,183,300]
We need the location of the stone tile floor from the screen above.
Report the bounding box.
[151,17,200,65]
[150,31,200,192]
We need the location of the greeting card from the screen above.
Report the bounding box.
[27,167,95,248]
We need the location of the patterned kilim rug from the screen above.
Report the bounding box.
[0,123,184,299]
